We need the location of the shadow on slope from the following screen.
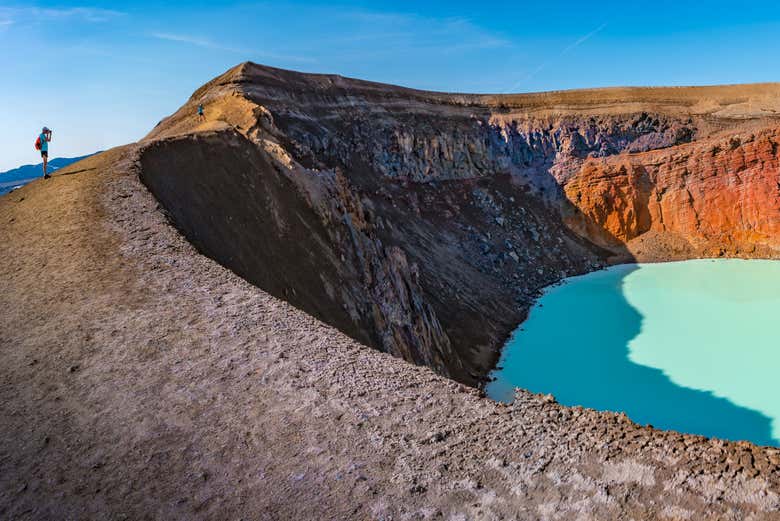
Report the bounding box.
[487,264,776,447]
[139,130,467,381]
[138,131,378,349]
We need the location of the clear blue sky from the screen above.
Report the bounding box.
[2,1,780,171]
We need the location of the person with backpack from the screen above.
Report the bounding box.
[35,127,53,179]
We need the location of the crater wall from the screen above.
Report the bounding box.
[140,63,780,383]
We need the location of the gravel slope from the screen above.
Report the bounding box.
[1,146,780,520]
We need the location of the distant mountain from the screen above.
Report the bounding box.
[1,154,95,183]
[0,154,96,196]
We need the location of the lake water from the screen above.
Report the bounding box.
[487,259,780,446]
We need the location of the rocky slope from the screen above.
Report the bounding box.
[140,63,780,384]
[3,128,780,521]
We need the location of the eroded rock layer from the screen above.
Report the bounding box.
[564,128,780,259]
[141,62,780,383]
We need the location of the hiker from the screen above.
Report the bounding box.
[198,104,205,119]
[35,127,53,179]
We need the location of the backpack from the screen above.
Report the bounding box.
[34,136,42,150]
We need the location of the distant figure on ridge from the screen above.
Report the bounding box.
[197,104,205,120]
[35,127,53,179]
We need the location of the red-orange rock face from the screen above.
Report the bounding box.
[564,128,780,258]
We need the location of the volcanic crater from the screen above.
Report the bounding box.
[143,63,780,385]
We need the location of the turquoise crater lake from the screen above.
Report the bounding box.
[487,259,780,447]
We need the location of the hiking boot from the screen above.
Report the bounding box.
[44,174,51,179]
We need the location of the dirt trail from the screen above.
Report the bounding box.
[1,147,780,520]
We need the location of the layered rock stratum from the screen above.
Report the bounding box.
[2,63,780,519]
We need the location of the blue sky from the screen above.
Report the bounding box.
[2,1,780,171]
